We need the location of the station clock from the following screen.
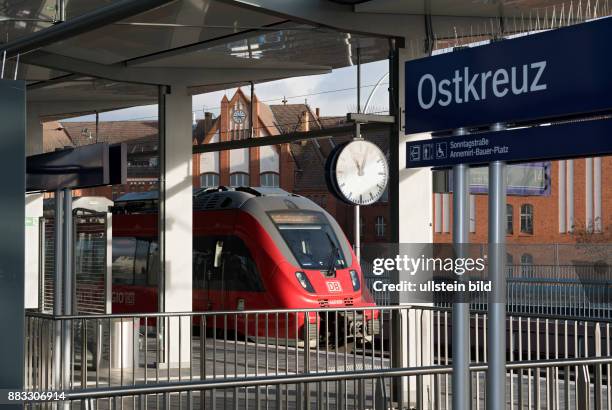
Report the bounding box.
[325,139,389,206]
[232,109,247,124]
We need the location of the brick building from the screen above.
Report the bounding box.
[42,89,392,245]
[191,89,392,244]
[432,157,611,268]
[43,89,609,250]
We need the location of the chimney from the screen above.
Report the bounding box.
[315,107,320,118]
[298,110,310,146]
[298,110,310,133]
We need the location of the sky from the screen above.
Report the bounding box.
[65,60,390,123]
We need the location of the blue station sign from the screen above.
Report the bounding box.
[404,18,612,134]
[405,118,612,168]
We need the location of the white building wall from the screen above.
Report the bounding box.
[230,148,249,173]
[594,157,602,232]
[199,132,219,173]
[259,145,279,173]
[558,160,566,233]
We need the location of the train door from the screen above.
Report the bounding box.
[221,236,265,312]
[193,235,226,311]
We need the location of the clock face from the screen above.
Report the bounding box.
[232,109,246,124]
[331,140,389,205]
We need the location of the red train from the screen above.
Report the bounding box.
[111,187,378,345]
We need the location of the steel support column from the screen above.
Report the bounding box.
[0,80,26,408]
[487,159,507,409]
[452,128,470,410]
[53,190,63,389]
[62,188,73,389]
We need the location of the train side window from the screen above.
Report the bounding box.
[223,236,265,292]
[194,236,222,290]
[112,237,136,285]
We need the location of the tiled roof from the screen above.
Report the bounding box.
[61,120,159,147]
[257,102,280,137]
[42,122,73,153]
[269,104,321,134]
[193,117,219,145]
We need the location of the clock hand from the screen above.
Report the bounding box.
[352,154,362,174]
[359,150,368,176]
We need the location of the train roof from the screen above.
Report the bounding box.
[112,186,353,267]
[113,187,305,213]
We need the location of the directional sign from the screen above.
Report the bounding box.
[27,143,127,192]
[404,18,612,134]
[406,118,612,168]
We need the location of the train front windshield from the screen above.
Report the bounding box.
[269,211,347,270]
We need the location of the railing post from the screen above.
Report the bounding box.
[304,317,311,410]
[577,337,590,409]
[200,316,206,410]
[595,323,603,410]
[53,190,63,390]
[62,188,73,392]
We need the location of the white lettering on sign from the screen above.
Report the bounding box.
[417,61,547,110]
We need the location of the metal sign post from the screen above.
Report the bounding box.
[451,128,471,410]
[487,159,507,404]
[403,19,612,409]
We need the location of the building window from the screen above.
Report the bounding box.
[260,172,279,188]
[375,216,386,237]
[521,253,534,277]
[200,172,219,188]
[520,204,534,234]
[230,172,249,187]
[506,204,514,235]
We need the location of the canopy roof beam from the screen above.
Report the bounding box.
[22,51,331,88]
[0,0,177,58]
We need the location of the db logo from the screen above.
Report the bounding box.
[326,281,342,293]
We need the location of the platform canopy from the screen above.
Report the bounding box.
[0,0,582,118]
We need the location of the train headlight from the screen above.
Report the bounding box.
[349,270,361,291]
[295,271,315,293]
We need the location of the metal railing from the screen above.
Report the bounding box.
[24,305,612,409]
[363,264,612,318]
[23,356,612,409]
